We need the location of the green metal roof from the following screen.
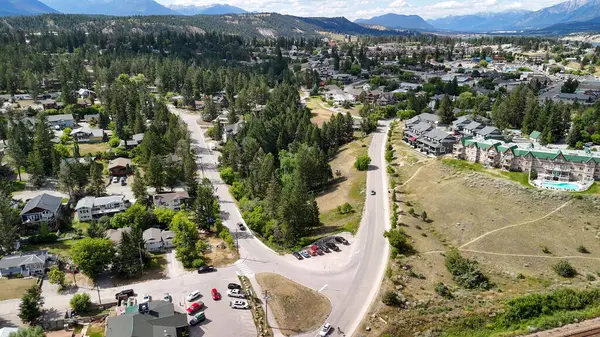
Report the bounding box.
[529,130,542,139]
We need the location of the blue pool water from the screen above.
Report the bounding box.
[542,181,580,191]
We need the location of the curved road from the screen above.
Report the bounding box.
[178,110,391,337]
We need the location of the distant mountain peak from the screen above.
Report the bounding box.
[39,0,178,16]
[354,13,434,30]
[0,0,59,16]
[168,3,247,15]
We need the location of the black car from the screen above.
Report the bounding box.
[334,236,349,245]
[319,245,331,253]
[237,222,246,231]
[115,289,135,299]
[292,252,303,260]
[197,266,216,273]
[326,242,340,252]
[228,283,242,290]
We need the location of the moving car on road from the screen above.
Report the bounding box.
[237,222,245,230]
[370,190,376,195]
[230,300,249,309]
[187,302,204,314]
[197,266,216,273]
[319,323,332,336]
[186,290,201,302]
[189,311,206,326]
[211,288,221,300]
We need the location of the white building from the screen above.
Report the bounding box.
[142,228,176,252]
[75,195,128,221]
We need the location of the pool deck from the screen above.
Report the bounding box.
[532,179,591,192]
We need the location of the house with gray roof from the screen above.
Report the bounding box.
[76,195,129,221]
[452,115,472,131]
[223,120,245,143]
[416,129,457,155]
[152,191,189,211]
[70,126,105,143]
[462,121,484,136]
[120,133,145,149]
[106,227,131,245]
[0,250,48,277]
[143,228,163,252]
[106,301,188,337]
[46,114,74,129]
[475,126,503,140]
[20,193,64,231]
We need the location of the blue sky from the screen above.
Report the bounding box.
[156,0,567,20]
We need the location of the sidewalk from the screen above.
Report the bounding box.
[248,275,285,337]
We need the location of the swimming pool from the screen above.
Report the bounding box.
[541,181,581,191]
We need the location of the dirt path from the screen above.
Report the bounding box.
[458,200,572,249]
[400,162,432,187]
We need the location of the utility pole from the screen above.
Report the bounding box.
[95,284,101,304]
[263,290,271,327]
[139,242,144,273]
[235,228,239,254]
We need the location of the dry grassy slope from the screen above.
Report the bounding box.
[358,125,600,337]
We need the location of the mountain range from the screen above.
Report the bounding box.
[427,10,532,32]
[0,0,58,16]
[167,3,246,15]
[354,13,434,30]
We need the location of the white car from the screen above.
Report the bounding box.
[319,323,332,336]
[112,176,119,183]
[163,293,171,302]
[230,300,249,309]
[186,290,201,302]
[140,294,151,303]
[227,288,246,298]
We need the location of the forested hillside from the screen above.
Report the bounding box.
[0,13,409,38]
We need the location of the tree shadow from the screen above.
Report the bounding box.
[315,176,347,197]
[43,307,62,320]
[0,316,16,328]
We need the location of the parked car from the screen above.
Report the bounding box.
[186,290,201,302]
[228,283,242,290]
[114,289,134,300]
[197,266,216,273]
[211,288,221,300]
[237,222,245,230]
[120,179,127,186]
[230,300,249,309]
[292,252,303,260]
[163,293,172,302]
[315,248,325,255]
[187,302,204,314]
[334,236,349,245]
[319,245,330,253]
[300,251,311,258]
[310,245,319,252]
[326,242,340,252]
[189,311,206,326]
[306,249,317,256]
[112,176,119,184]
[140,294,151,303]
[227,288,247,299]
[319,322,332,336]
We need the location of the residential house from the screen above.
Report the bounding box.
[78,89,96,99]
[75,195,129,221]
[20,194,63,231]
[416,129,457,155]
[47,114,74,129]
[81,114,100,123]
[143,228,164,252]
[70,126,105,143]
[399,82,419,90]
[106,227,131,245]
[41,100,58,110]
[452,115,472,132]
[475,126,503,140]
[0,250,48,277]
[462,121,484,136]
[405,112,439,126]
[119,133,144,149]
[152,191,189,211]
[194,100,205,110]
[366,89,383,104]
[529,130,542,143]
[161,230,175,249]
[376,92,396,106]
[557,93,595,104]
[402,121,434,147]
[108,158,132,176]
[105,301,189,337]
[223,121,245,143]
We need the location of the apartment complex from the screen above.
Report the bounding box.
[454,137,600,184]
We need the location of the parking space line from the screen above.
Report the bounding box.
[318,284,328,292]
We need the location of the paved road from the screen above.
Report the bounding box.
[177,110,391,337]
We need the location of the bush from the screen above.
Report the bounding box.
[219,167,236,185]
[336,202,353,214]
[383,229,412,254]
[229,181,247,200]
[435,282,452,298]
[444,249,492,290]
[577,245,590,254]
[586,273,596,281]
[382,290,400,306]
[553,260,577,278]
[354,154,371,171]
[542,246,551,254]
[108,137,120,148]
[70,293,91,313]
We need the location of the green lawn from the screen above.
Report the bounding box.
[0,278,36,301]
[441,158,484,172]
[22,239,79,258]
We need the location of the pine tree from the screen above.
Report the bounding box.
[0,191,20,255]
[132,174,148,203]
[88,162,105,197]
[437,94,455,124]
[146,155,164,193]
[227,105,239,124]
[18,285,42,325]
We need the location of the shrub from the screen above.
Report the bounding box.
[383,229,413,254]
[336,202,354,214]
[421,211,428,221]
[108,137,120,148]
[70,293,91,313]
[219,167,235,185]
[444,249,492,290]
[435,282,452,298]
[354,154,371,171]
[587,273,596,281]
[553,260,577,278]
[577,245,590,254]
[382,290,400,306]
[229,181,247,200]
[542,246,551,254]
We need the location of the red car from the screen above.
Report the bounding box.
[187,302,204,315]
[306,249,317,256]
[211,288,221,300]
